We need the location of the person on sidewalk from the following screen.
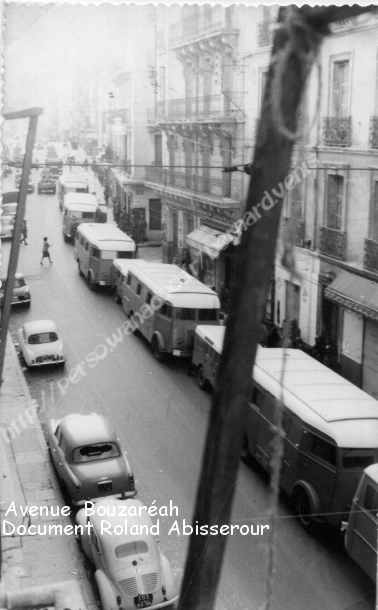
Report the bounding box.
[40,237,53,265]
[20,219,28,245]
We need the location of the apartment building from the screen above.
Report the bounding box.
[262,12,378,397]
[144,5,256,302]
[102,8,164,243]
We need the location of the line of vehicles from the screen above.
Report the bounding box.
[6,167,377,598]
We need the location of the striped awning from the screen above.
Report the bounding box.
[325,270,378,321]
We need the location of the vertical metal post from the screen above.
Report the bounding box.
[0,108,42,384]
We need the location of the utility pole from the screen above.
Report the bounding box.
[0,108,42,384]
[177,6,375,610]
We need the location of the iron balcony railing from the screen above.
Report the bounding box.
[323,116,352,147]
[257,20,274,47]
[169,15,232,47]
[145,165,242,200]
[103,107,130,123]
[364,238,378,273]
[319,226,346,260]
[369,116,378,148]
[154,93,244,123]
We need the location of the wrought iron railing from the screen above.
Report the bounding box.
[257,20,274,46]
[145,165,242,199]
[169,15,231,46]
[323,116,352,147]
[369,116,378,148]
[153,93,244,123]
[319,226,346,260]
[364,238,378,273]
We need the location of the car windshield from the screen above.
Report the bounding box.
[115,541,149,558]
[72,442,120,463]
[28,332,58,344]
[14,277,26,288]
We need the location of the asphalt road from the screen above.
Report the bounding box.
[3,169,375,610]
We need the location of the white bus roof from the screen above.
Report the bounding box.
[364,463,378,483]
[63,193,98,211]
[195,325,225,354]
[114,260,220,308]
[194,326,378,448]
[77,223,135,252]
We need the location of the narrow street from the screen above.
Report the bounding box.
[3,169,374,610]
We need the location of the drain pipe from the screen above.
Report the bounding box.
[0,580,86,610]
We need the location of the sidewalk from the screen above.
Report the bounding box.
[0,338,97,609]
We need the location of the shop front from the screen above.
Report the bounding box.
[324,269,378,398]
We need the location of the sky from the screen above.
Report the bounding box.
[4,4,154,110]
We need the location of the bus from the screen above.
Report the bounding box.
[191,325,378,530]
[75,223,136,289]
[112,260,220,360]
[62,193,100,242]
[344,464,378,581]
[57,172,89,210]
[192,325,224,389]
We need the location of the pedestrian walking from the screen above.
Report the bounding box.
[20,219,28,245]
[40,237,53,265]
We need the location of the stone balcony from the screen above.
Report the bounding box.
[364,238,378,273]
[323,116,352,147]
[319,226,346,260]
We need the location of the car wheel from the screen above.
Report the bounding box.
[87,272,96,291]
[240,436,250,461]
[151,336,165,362]
[292,489,313,529]
[63,233,69,243]
[196,365,207,390]
[114,292,121,305]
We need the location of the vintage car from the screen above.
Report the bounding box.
[38,177,56,194]
[0,272,31,308]
[76,497,178,610]
[47,413,136,506]
[14,173,34,192]
[17,320,65,368]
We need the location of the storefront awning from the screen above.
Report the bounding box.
[325,270,378,321]
[186,226,234,260]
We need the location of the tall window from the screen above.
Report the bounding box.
[371,181,378,241]
[331,59,349,117]
[259,69,268,112]
[326,174,344,230]
[290,182,304,219]
[154,134,162,166]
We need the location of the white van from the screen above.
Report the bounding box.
[75,223,136,288]
[112,260,220,360]
[62,192,99,241]
[344,464,378,581]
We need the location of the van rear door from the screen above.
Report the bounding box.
[346,473,378,581]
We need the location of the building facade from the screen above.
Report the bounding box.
[265,12,378,397]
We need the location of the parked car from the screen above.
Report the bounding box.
[17,320,65,368]
[0,272,31,308]
[37,177,56,194]
[0,203,17,239]
[76,497,178,610]
[47,413,136,506]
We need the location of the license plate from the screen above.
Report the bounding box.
[134,594,153,609]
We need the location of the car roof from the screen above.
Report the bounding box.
[23,320,57,334]
[59,413,117,446]
[112,260,220,308]
[90,498,155,540]
[64,192,97,208]
[193,327,378,447]
[77,223,135,252]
